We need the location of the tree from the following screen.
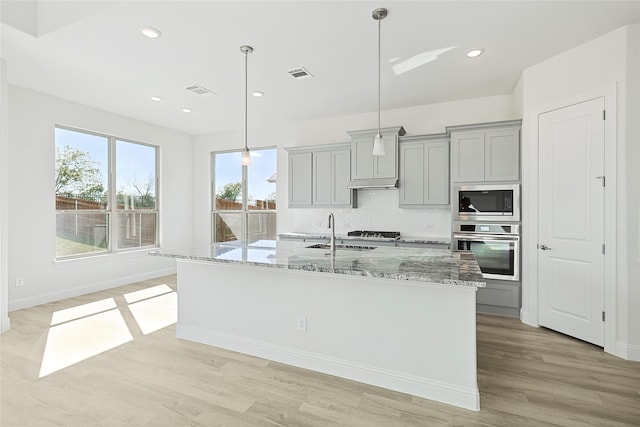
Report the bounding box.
[131,174,156,208]
[55,145,104,196]
[217,182,242,202]
[264,192,277,203]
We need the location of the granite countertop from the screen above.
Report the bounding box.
[278,232,451,245]
[150,240,484,288]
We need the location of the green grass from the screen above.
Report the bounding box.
[56,237,107,258]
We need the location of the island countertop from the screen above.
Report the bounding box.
[278,232,451,246]
[150,240,485,288]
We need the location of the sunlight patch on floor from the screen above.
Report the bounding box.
[123,284,173,304]
[38,285,177,377]
[128,292,177,335]
[39,308,133,377]
[51,297,117,325]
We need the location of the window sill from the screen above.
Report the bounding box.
[53,247,159,268]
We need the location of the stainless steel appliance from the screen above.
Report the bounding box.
[453,184,520,222]
[452,222,520,281]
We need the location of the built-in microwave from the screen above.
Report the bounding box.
[453,184,520,222]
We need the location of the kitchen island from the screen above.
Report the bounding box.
[150,240,485,411]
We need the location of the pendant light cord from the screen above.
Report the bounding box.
[244,49,248,152]
[377,16,381,136]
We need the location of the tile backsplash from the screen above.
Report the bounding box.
[290,189,451,238]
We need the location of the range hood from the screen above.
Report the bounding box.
[347,177,398,190]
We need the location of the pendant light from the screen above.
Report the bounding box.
[372,8,387,157]
[240,45,253,166]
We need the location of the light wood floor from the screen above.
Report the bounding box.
[1,275,638,426]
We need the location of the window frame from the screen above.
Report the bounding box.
[55,125,160,259]
[210,147,277,243]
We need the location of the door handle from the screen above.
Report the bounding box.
[538,244,551,250]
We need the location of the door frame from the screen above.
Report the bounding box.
[522,84,617,356]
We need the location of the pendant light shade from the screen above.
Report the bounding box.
[372,8,387,157]
[241,148,251,166]
[372,134,385,156]
[240,45,253,166]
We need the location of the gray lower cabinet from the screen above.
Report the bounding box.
[448,120,521,183]
[286,144,355,208]
[399,134,450,206]
[476,279,521,317]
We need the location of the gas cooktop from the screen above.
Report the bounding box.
[347,230,401,239]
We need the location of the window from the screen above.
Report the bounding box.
[55,126,158,258]
[212,148,276,243]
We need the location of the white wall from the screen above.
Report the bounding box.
[7,85,194,310]
[193,94,519,247]
[624,24,640,350]
[0,59,10,332]
[520,25,640,359]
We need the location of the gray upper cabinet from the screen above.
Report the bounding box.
[448,120,521,183]
[399,134,450,206]
[351,138,375,180]
[313,147,353,207]
[288,151,312,207]
[348,126,406,182]
[331,149,352,205]
[485,129,520,182]
[451,132,485,182]
[286,144,355,208]
[312,150,332,205]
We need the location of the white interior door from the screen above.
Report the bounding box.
[538,97,605,346]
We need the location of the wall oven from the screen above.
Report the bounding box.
[452,222,520,281]
[453,184,520,222]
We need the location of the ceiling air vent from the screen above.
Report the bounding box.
[287,67,313,79]
[185,84,216,97]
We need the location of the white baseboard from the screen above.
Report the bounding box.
[520,308,538,326]
[1,316,9,333]
[8,267,176,311]
[177,323,481,412]
[615,341,640,362]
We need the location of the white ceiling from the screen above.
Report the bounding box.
[2,1,639,136]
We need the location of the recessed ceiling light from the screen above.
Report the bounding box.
[140,27,162,39]
[252,91,264,98]
[466,49,484,58]
[150,96,163,102]
[182,108,193,113]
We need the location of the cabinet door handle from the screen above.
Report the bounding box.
[538,244,551,250]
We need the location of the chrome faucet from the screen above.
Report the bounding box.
[328,213,336,252]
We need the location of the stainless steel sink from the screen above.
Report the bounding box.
[306,243,377,251]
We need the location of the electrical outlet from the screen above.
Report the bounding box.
[296,316,307,332]
[15,276,24,287]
